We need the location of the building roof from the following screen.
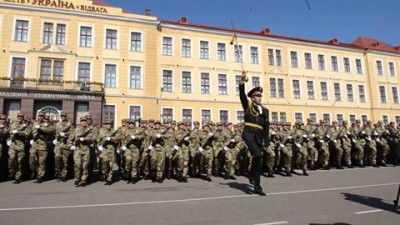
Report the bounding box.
[352,37,400,54]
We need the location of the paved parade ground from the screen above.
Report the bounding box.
[0,166,398,225]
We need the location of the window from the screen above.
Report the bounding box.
[103,105,115,126]
[250,47,259,64]
[234,45,243,63]
[292,80,300,99]
[379,86,386,103]
[307,81,315,99]
[14,19,29,42]
[376,60,383,75]
[237,111,244,123]
[268,49,274,66]
[130,32,142,52]
[290,51,298,68]
[219,110,229,124]
[347,84,354,102]
[56,24,66,45]
[77,62,90,82]
[278,79,285,98]
[276,50,282,66]
[323,113,330,125]
[201,109,211,125]
[162,108,173,123]
[162,37,173,56]
[182,71,192,93]
[344,57,351,73]
[182,109,192,124]
[396,116,400,126]
[235,75,241,95]
[252,77,260,88]
[305,53,312,69]
[217,43,226,61]
[43,22,53,44]
[39,59,64,83]
[129,106,141,121]
[358,85,366,103]
[105,29,117,50]
[389,62,396,76]
[361,115,368,125]
[309,113,317,124]
[331,56,338,72]
[271,112,278,123]
[104,64,116,88]
[79,26,92,47]
[350,115,356,125]
[320,82,328,100]
[382,115,389,125]
[218,74,227,95]
[318,54,325,70]
[337,114,344,125]
[334,83,341,101]
[200,41,209,59]
[270,78,277,98]
[295,113,303,123]
[11,58,26,87]
[162,70,173,92]
[356,59,363,74]
[393,87,399,104]
[182,39,191,58]
[130,66,141,89]
[279,112,287,122]
[201,72,210,94]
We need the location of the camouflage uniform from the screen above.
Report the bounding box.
[0,115,9,166]
[363,121,378,166]
[8,113,29,183]
[97,121,119,184]
[53,112,73,180]
[264,127,277,177]
[316,120,330,169]
[351,119,366,167]
[375,121,389,166]
[329,121,344,169]
[149,121,166,182]
[305,121,318,170]
[212,123,229,177]
[189,122,202,178]
[340,121,353,168]
[121,119,144,183]
[293,122,309,175]
[222,124,238,179]
[198,124,215,181]
[278,123,294,176]
[174,122,190,182]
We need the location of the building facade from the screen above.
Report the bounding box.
[0,0,399,126]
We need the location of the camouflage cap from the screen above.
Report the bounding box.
[127,119,135,124]
[216,122,224,126]
[17,113,24,118]
[85,115,92,120]
[343,120,348,124]
[149,119,155,123]
[38,112,45,117]
[154,120,161,125]
[177,121,184,126]
[103,120,112,124]
[60,111,67,116]
[193,121,200,125]
[80,116,87,121]
[170,120,177,125]
[0,115,6,120]
[356,119,361,123]
[319,119,325,123]
[332,121,338,124]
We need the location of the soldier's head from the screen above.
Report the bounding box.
[217,122,224,131]
[127,119,135,129]
[343,120,348,127]
[248,87,263,105]
[37,112,45,122]
[356,119,361,126]
[148,119,155,129]
[193,121,200,129]
[0,115,6,125]
[154,120,161,129]
[86,114,93,125]
[203,123,211,132]
[141,120,148,129]
[177,121,185,131]
[17,113,24,123]
[319,119,325,126]
[170,120,177,129]
[60,112,67,121]
[306,118,313,125]
[283,122,291,130]
[103,120,112,129]
[332,121,338,127]
[226,122,233,130]
[80,117,87,126]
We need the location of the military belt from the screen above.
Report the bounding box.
[244,122,263,130]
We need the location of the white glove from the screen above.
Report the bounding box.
[117,149,120,154]
[121,146,127,151]
[148,145,154,150]
[385,130,389,134]
[106,137,111,141]
[319,140,325,143]
[60,132,65,137]
[230,139,236,143]
[287,136,292,139]
[279,144,285,149]
[361,131,365,134]
[35,124,40,129]
[184,136,190,141]
[295,143,301,148]
[347,131,351,135]
[130,135,136,140]
[344,135,348,138]
[326,135,330,138]
[352,139,356,143]
[98,146,104,152]
[0,125,4,128]
[156,134,161,138]
[199,147,205,154]
[6,140,11,146]
[224,146,229,151]
[12,130,17,134]
[302,134,308,138]
[311,134,315,138]
[208,132,213,137]
[80,137,84,142]
[376,138,381,142]
[333,140,337,143]
[174,145,180,151]
[70,146,76,151]
[52,139,58,145]
[271,131,276,135]
[29,140,35,145]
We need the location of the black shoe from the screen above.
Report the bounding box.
[99,175,105,182]
[248,177,255,185]
[254,186,266,196]
[74,180,80,186]
[30,171,37,180]
[156,178,163,183]
[14,179,21,184]
[229,176,236,180]
[206,176,212,182]
[267,173,275,178]
[372,164,380,168]
[105,181,112,185]
[302,171,309,176]
[285,171,292,177]
[61,177,67,182]
[336,166,344,170]
[347,164,354,168]
[36,177,43,183]
[181,177,188,183]
[80,182,87,187]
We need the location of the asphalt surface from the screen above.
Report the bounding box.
[0,166,399,225]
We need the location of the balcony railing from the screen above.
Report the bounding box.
[0,77,104,92]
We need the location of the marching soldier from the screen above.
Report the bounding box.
[305,119,318,170]
[375,121,389,166]
[72,117,96,187]
[363,120,378,167]
[29,114,55,183]
[316,120,330,170]
[222,122,237,180]
[212,122,229,177]
[189,121,202,178]
[0,115,9,170]
[8,113,29,183]
[97,120,118,185]
[85,114,99,180]
[351,119,366,167]
[278,122,294,176]
[340,121,353,168]
[173,121,190,182]
[293,122,309,175]
[140,119,153,180]
[387,121,400,166]
[149,120,166,183]
[53,112,73,180]
[329,121,344,169]
[264,123,277,177]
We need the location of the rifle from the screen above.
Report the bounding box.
[177,132,191,147]
[9,124,28,142]
[201,132,216,149]
[74,125,95,146]
[101,127,121,147]
[57,124,73,139]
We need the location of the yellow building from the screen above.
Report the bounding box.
[0,0,399,127]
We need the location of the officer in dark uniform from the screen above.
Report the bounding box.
[239,71,269,196]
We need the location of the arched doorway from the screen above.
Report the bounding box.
[37,106,60,121]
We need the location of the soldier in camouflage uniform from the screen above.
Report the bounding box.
[29,114,55,183]
[387,121,400,166]
[115,119,128,180]
[173,122,190,182]
[97,120,120,185]
[8,113,29,183]
[53,112,73,180]
[264,123,277,177]
[163,124,176,179]
[0,115,9,168]
[329,121,344,169]
[316,119,330,169]
[340,121,353,168]
[149,120,166,183]
[72,117,96,187]
[375,121,389,166]
[305,119,318,170]
[140,119,153,180]
[278,122,294,176]
[363,120,378,167]
[121,119,144,184]
[212,122,228,177]
[198,123,215,181]
[189,121,202,178]
[293,122,309,175]
[222,122,237,180]
[85,114,99,181]
[351,119,366,167]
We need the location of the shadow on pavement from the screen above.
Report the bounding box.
[342,192,400,214]
[219,182,253,195]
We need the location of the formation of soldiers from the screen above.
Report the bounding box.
[0,112,399,186]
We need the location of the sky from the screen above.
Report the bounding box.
[101,0,399,46]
